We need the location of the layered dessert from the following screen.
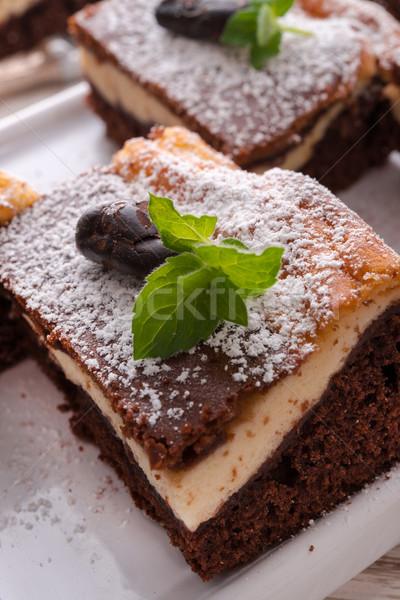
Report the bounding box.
[0,171,38,371]
[0,0,96,59]
[70,0,400,191]
[1,127,400,579]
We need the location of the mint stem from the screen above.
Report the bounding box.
[280,26,312,36]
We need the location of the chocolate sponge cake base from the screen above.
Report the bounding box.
[0,0,93,60]
[0,297,27,373]
[5,294,399,580]
[86,81,400,192]
[303,84,400,191]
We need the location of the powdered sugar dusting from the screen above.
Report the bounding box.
[0,152,397,437]
[74,0,400,162]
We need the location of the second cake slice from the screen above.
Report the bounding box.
[70,0,400,190]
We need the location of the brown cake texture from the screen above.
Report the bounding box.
[0,127,400,579]
[0,171,39,371]
[45,302,400,578]
[0,296,27,373]
[0,0,96,59]
[70,0,400,190]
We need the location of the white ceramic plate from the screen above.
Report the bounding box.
[1,84,400,600]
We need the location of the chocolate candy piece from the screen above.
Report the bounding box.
[155,0,248,41]
[76,200,175,278]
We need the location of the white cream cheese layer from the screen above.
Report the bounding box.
[80,50,184,128]
[248,81,400,172]
[78,49,400,173]
[79,49,342,171]
[250,102,345,174]
[0,0,41,26]
[28,286,400,532]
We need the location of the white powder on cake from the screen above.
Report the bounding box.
[0,151,396,430]
[74,0,400,160]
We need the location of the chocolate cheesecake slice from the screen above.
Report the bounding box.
[1,127,400,579]
[0,0,96,59]
[70,0,400,191]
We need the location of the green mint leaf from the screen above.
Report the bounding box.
[180,267,248,327]
[220,7,258,46]
[132,254,249,359]
[193,244,284,298]
[250,30,282,69]
[220,238,249,250]
[250,0,294,17]
[260,0,295,17]
[148,193,217,253]
[273,0,295,17]
[221,0,310,69]
[210,275,248,326]
[256,4,278,47]
[132,196,284,360]
[132,253,216,359]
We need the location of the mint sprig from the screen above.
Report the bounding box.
[132,194,283,360]
[194,243,284,299]
[149,195,217,252]
[220,0,312,70]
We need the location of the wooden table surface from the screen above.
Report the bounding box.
[328,545,400,599]
[1,71,400,600]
